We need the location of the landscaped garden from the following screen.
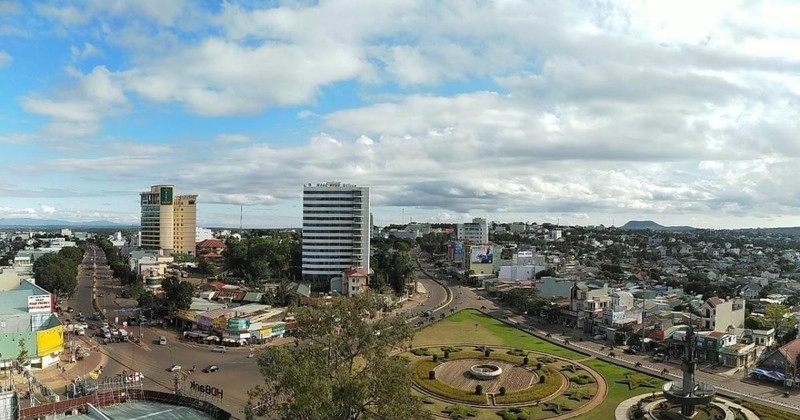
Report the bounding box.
[408,309,665,419]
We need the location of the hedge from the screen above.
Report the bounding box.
[411,360,487,404]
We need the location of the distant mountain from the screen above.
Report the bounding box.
[0,218,132,228]
[621,220,695,231]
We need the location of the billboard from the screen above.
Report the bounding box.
[517,251,533,258]
[454,242,464,255]
[36,325,64,356]
[470,246,493,264]
[28,294,52,313]
[159,186,173,205]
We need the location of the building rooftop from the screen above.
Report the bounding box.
[71,401,213,420]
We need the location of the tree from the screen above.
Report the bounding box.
[535,268,556,279]
[246,294,431,420]
[58,246,85,266]
[764,304,797,342]
[161,278,194,316]
[196,258,215,276]
[33,254,78,298]
[16,338,28,367]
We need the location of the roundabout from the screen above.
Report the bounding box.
[409,344,606,417]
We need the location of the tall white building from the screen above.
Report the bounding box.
[456,217,489,244]
[302,182,370,286]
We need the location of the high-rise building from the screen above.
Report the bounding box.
[302,182,370,286]
[140,185,197,256]
[456,217,489,244]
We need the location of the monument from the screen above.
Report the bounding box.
[662,326,716,417]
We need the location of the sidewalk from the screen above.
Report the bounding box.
[35,338,108,391]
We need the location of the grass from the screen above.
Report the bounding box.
[413,309,584,360]
[411,359,488,404]
[578,358,664,420]
[739,399,798,420]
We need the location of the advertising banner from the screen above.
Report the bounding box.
[454,242,464,255]
[517,251,533,258]
[159,186,173,205]
[36,325,63,356]
[470,246,493,264]
[28,294,52,313]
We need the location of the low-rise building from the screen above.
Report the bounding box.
[699,296,745,332]
[0,278,63,368]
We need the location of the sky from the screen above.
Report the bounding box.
[1,1,800,229]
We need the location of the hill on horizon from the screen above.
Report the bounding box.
[621,220,695,231]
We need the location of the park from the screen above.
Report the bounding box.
[405,308,663,419]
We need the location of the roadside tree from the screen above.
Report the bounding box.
[246,293,430,420]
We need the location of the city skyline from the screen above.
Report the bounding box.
[2,1,800,229]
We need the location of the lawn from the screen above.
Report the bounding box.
[413,309,585,360]
[578,358,664,420]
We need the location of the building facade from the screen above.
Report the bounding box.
[302,182,370,286]
[700,297,745,332]
[0,279,63,369]
[456,217,489,244]
[140,185,198,256]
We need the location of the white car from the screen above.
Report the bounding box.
[168,365,181,372]
[211,345,226,353]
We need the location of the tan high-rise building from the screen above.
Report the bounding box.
[173,194,197,255]
[140,185,198,256]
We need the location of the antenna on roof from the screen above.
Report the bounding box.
[240,205,243,231]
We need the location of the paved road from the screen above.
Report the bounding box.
[59,246,454,418]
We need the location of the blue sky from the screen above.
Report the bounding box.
[2,0,800,229]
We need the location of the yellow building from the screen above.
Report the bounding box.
[140,185,198,256]
[0,279,63,368]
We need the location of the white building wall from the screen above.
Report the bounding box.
[456,218,489,244]
[302,182,370,281]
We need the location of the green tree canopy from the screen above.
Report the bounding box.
[246,294,430,420]
[33,253,78,297]
[764,303,798,341]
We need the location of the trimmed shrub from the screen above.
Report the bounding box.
[412,347,431,356]
[429,370,436,380]
[523,356,529,365]
[499,386,507,396]
[539,375,547,383]
[536,362,542,370]
[475,384,484,395]
[444,349,450,359]
[433,354,438,362]
[484,349,491,357]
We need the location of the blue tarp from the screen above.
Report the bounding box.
[751,368,786,382]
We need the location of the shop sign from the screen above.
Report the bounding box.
[28,294,52,313]
[190,381,223,399]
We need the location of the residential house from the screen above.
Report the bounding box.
[759,338,800,378]
[699,297,745,332]
[739,283,762,300]
[343,267,370,298]
[696,331,737,364]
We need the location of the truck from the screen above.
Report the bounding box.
[117,329,129,342]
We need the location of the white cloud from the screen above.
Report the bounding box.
[215,134,251,144]
[40,205,56,214]
[20,66,128,136]
[70,42,100,61]
[0,50,11,67]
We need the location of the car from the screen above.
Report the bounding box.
[211,345,226,353]
[202,365,219,373]
[66,307,74,313]
[624,347,638,355]
[652,353,665,362]
[168,365,181,372]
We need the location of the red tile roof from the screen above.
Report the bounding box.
[779,338,800,366]
[197,239,226,249]
[343,267,369,277]
[705,297,724,307]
